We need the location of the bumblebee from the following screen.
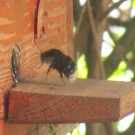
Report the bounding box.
[40,49,77,83]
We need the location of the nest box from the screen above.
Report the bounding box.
[0,0,75,134]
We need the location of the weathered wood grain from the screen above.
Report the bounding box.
[0,0,75,134]
[0,0,73,120]
[8,77,135,123]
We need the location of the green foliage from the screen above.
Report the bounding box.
[102,31,114,61]
[116,113,135,133]
[131,0,135,7]
[108,61,130,81]
[77,55,88,78]
[46,124,57,135]
[68,124,86,135]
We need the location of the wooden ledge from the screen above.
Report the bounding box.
[8,77,135,124]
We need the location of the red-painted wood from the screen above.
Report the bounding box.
[8,77,135,123]
[0,0,73,120]
[0,0,74,134]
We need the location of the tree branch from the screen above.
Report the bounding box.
[104,17,135,78]
[108,18,129,27]
[73,0,82,25]
[74,0,128,44]
[97,0,128,22]
[74,4,86,37]
[87,0,98,47]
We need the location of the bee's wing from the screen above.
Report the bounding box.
[44,57,55,65]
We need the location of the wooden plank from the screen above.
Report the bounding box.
[8,76,135,123]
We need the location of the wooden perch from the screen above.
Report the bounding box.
[8,76,135,124]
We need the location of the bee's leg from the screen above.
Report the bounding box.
[46,66,51,80]
[59,72,65,84]
[39,63,43,69]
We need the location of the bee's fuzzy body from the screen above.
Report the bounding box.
[41,49,77,83]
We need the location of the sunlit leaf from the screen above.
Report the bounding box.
[79,0,86,6]
[110,26,126,40]
[103,31,115,47]
[101,41,113,59]
[108,9,120,18]
[119,1,131,10]
[108,61,134,81]
[131,0,135,17]
[79,123,86,135]
[77,55,88,78]
[126,51,134,60]
[108,61,126,79]
[117,113,135,133]
[72,128,79,135]
[131,0,135,7]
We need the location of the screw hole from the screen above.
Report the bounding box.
[11,44,21,85]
